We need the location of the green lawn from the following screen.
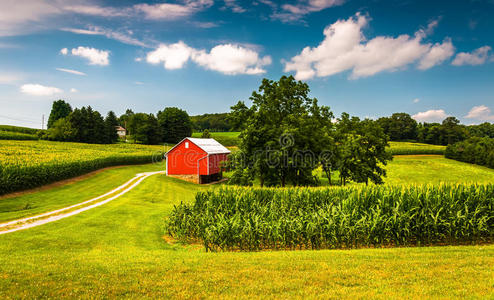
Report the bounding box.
[0,163,165,223]
[385,155,494,185]
[1,171,493,298]
[192,131,240,146]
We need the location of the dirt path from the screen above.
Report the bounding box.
[0,171,164,235]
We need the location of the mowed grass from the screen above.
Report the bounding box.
[0,163,165,222]
[192,131,240,146]
[385,155,494,185]
[0,172,493,298]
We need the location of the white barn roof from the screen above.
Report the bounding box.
[187,138,231,154]
[165,137,231,156]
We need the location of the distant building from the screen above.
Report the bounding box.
[165,138,230,184]
[115,126,126,138]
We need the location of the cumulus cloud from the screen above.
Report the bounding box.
[465,105,494,121]
[20,84,63,96]
[56,68,86,76]
[451,46,492,66]
[284,14,455,80]
[418,39,455,70]
[62,46,110,66]
[147,41,195,70]
[146,42,271,75]
[70,88,78,93]
[193,44,272,75]
[412,109,449,122]
[413,98,420,103]
[273,0,345,22]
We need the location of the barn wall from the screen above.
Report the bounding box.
[167,140,207,175]
[209,153,228,174]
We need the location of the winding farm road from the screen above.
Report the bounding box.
[0,171,165,235]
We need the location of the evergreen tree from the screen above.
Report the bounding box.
[47,100,72,129]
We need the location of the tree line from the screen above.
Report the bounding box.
[42,100,193,144]
[445,137,494,169]
[377,112,494,145]
[226,76,392,187]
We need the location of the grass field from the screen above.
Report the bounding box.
[192,131,240,146]
[0,164,493,298]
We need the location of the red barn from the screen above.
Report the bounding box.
[165,138,231,184]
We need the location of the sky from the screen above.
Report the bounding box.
[1,0,494,129]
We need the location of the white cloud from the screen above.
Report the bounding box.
[63,5,130,17]
[413,98,420,103]
[465,105,494,121]
[273,0,345,22]
[412,109,449,122]
[134,0,213,20]
[61,26,153,48]
[223,0,246,13]
[56,68,86,76]
[418,39,455,70]
[0,0,62,36]
[60,48,68,55]
[20,84,63,96]
[147,41,194,70]
[284,14,455,80]
[134,81,144,85]
[192,44,272,75]
[451,46,492,66]
[146,42,271,75]
[70,88,78,93]
[0,1,212,37]
[68,46,110,66]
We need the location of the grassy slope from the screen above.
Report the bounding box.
[0,173,493,298]
[385,155,494,185]
[0,163,165,222]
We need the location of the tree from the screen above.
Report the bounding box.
[231,75,333,187]
[128,113,161,144]
[66,106,106,144]
[47,100,72,129]
[201,129,212,138]
[229,101,253,131]
[157,107,192,144]
[377,113,418,141]
[105,111,119,143]
[337,115,392,185]
[46,118,75,141]
[119,109,134,129]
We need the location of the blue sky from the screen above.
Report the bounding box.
[1,0,494,128]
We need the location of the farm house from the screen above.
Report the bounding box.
[164,137,231,184]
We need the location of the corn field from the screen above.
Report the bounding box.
[0,140,165,195]
[166,184,494,251]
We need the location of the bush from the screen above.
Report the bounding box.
[166,185,494,251]
[0,130,38,140]
[445,137,494,168]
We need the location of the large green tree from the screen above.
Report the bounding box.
[157,107,192,144]
[231,75,333,187]
[128,113,161,144]
[47,100,72,129]
[377,113,418,141]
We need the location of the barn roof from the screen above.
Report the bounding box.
[165,137,231,156]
